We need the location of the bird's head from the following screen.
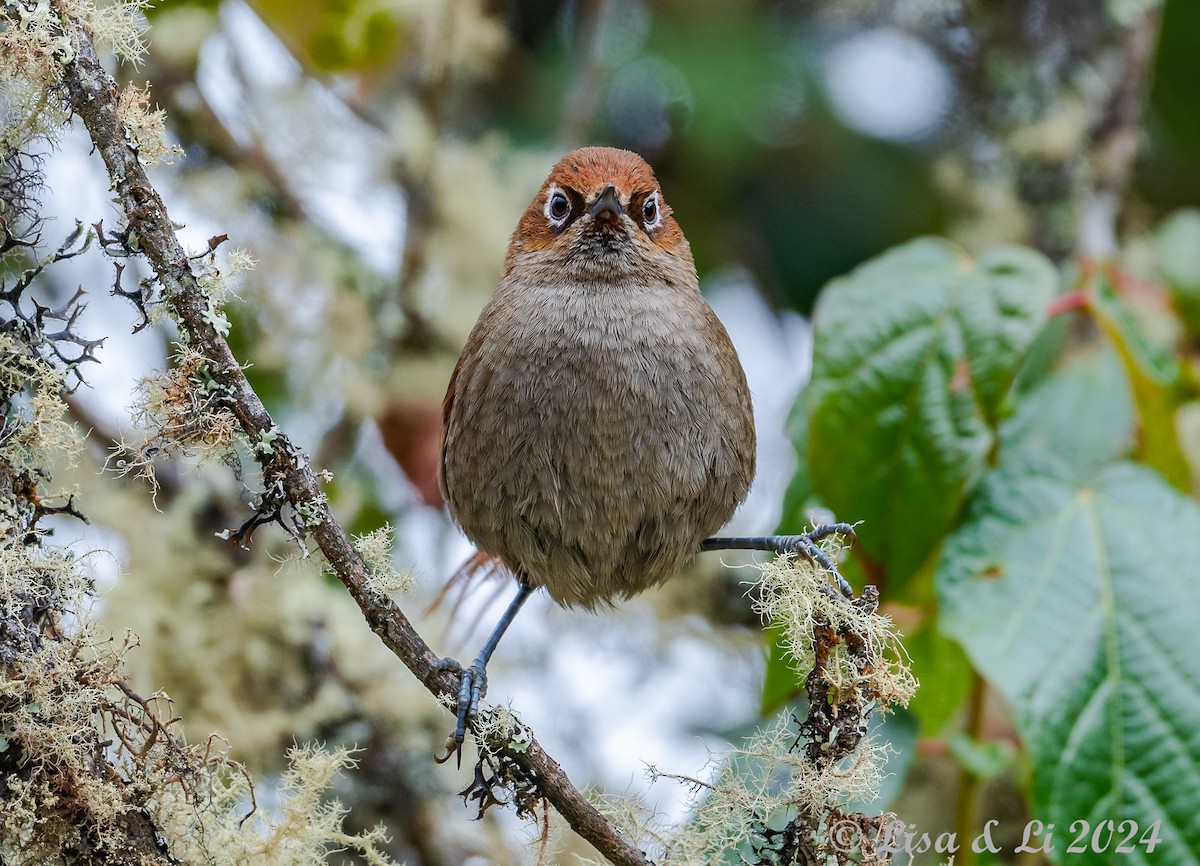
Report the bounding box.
[505,146,691,284]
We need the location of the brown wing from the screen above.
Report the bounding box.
[437,343,515,614]
[438,351,465,509]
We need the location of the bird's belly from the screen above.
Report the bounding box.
[444,297,750,608]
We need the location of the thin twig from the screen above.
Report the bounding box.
[56,8,649,865]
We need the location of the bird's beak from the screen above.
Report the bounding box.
[587,184,623,221]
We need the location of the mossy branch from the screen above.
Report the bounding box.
[54,7,649,865]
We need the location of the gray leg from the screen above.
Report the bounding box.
[701,523,857,597]
[436,577,534,765]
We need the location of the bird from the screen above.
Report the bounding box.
[436,146,853,760]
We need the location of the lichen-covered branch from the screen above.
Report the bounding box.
[0,525,185,866]
[0,176,192,864]
[54,7,649,865]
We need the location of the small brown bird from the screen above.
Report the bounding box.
[437,146,851,755]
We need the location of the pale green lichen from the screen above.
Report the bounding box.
[652,721,891,866]
[201,297,233,335]
[0,334,82,475]
[116,344,243,489]
[150,745,401,866]
[0,0,73,149]
[752,552,917,712]
[95,496,423,773]
[586,551,917,865]
[0,0,152,150]
[473,704,526,753]
[0,526,407,865]
[254,424,281,457]
[89,0,151,67]
[116,81,181,165]
[354,524,415,598]
[227,247,258,276]
[294,494,328,529]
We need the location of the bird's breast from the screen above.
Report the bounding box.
[442,278,755,607]
[476,282,725,467]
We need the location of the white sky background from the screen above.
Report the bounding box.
[29,0,953,848]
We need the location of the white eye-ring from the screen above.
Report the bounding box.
[544,184,571,227]
[641,191,662,230]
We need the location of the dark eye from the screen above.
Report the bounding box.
[548,191,570,222]
[642,193,661,228]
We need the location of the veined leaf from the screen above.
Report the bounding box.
[998,346,1136,484]
[938,462,1200,866]
[806,238,1057,588]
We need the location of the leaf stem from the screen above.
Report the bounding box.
[954,670,988,866]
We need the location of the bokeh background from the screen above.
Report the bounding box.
[22,0,1200,863]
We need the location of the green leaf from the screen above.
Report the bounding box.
[1010,309,1070,397]
[938,461,1200,866]
[1155,209,1200,335]
[904,618,974,737]
[778,397,819,535]
[806,239,1057,586]
[1156,209,1200,293]
[947,732,1015,780]
[255,0,404,73]
[1089,273,1190,490]
[999,347,1135,483]
[760,623,800,716]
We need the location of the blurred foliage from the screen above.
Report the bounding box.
[1142,0,1200,207]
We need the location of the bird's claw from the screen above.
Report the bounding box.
[433,734,459,765]
[433,657,488,768]
[780,523,857,598]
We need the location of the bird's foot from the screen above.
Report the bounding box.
[433,657,488,766]
[703,523,858,598]
[774,523,857,597]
